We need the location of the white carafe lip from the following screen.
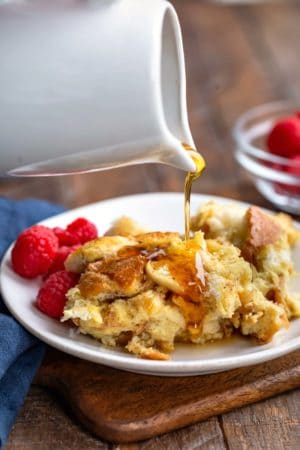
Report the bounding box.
[154,2,197,173]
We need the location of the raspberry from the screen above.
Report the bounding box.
[274,155,300,195]
[11,225,58,278]
[47,245,80,275]
[66,218,98,244]
[53,227,80,246]
[37,270,78,318]
[286,155,300,176]
[267,116,300,158]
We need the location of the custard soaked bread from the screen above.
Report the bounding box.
[191,202,300,320]
[62,203,300,360]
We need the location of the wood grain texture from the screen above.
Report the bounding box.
[3,1,300,448]
[32,349,300,443]
[221,390,300,450]
[111,417,227,450]
[5,386,109,450]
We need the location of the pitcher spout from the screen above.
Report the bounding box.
[155,136,197,172]
[156,3,198,173]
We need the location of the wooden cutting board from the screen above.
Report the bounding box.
[35,348,300,444]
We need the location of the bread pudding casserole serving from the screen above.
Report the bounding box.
[62,203,300,360]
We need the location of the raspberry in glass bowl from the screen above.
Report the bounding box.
[233,101,300,214]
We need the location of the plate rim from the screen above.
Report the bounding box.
[1,192,300,375]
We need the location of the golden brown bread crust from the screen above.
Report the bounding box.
[63,202,300,360]
[242,206,282,264]
[78,255,152,300]
[65,236,137,273]
[135,232,181,248]
[104,216,148,236]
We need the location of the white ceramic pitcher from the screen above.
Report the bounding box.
[0,0,196,176]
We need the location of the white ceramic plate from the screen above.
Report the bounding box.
[1,193,300,376]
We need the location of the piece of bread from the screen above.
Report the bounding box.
[62,203,300,360]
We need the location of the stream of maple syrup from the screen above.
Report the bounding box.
[183,144,206,241]
[100,145,206,333]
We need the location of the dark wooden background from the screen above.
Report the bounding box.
[2,1,300,448]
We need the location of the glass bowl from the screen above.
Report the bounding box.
[233,101,300,214]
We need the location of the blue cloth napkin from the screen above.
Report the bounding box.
[0,198,65,449]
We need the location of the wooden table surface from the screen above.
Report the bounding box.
[2,1,300,449]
